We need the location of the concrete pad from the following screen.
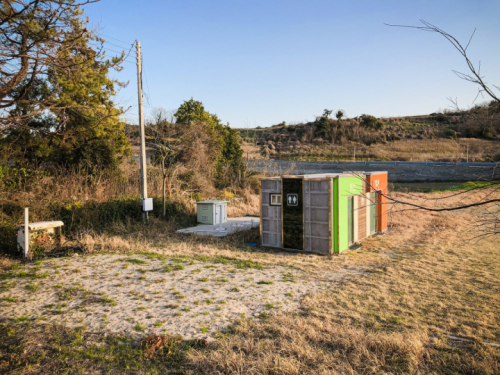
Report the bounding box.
[177,216,260,237]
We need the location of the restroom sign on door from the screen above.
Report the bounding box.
[287,194,298,206]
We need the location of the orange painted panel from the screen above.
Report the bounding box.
[364,173,388,232]
[370,173,388,232]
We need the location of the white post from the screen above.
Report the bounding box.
[136,41,148,221]
[24,207,29,259]
[217,203,223,232]
[353,146,356,162]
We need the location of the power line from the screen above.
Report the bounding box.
[99,47,135,63]
[102,40,134,50]
[100,33,135,47]
[95,33,137,65]
[142,55,153,108]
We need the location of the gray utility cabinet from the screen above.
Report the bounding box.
[196,200,228,225]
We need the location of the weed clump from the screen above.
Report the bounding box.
[121,258,147,265]
[257,280,273,285]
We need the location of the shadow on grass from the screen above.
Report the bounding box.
[0,322,198,374]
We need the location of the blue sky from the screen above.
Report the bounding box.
[84,0,500,128]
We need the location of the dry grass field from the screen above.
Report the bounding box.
[1,188,499,374]
[247,137,500,162]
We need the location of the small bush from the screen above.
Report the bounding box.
[0,221,17,255]
[360,114,384,130]
[443,129,457,139]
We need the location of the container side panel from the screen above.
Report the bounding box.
[261,180,282,247]
[311,238,330,253]
[282,178,304,250]
[366,196,371,237]
[329,179,333,254]
[358,196,367,239]
[277,180,282,245]
[310,193,329,206]
[304,180,329,253]
[353,196,359,241]
[381,188,387,231]
[333,179,339,253]
[304,181,311,251]
[377,174,388,231]
[370,192,377,233]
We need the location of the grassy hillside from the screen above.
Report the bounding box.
[238,102,500,162]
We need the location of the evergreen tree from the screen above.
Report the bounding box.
[1,20,131,169]
[316,109,333,138]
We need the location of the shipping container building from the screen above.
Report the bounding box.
[260,171,388,254]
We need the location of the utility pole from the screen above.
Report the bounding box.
[162,158,166,217]
[136,41,149,221]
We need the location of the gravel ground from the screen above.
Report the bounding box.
[0,253,336,341]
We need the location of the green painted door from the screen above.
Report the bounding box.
[348,197,354,243]
[370,192,377,233]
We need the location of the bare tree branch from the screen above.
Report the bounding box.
[385,20,499,104]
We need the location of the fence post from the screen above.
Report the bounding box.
[24,208,29,259]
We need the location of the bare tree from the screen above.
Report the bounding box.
[146,109,177,216]
[146,108,218,215]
